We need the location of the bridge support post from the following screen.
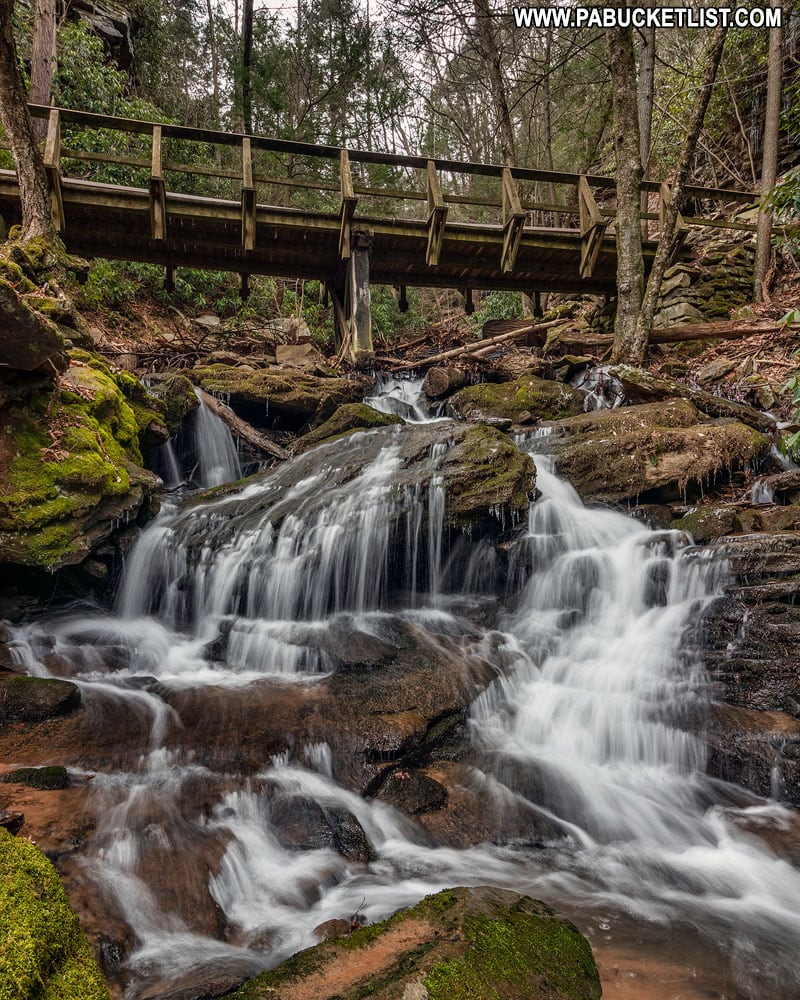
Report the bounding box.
[348,230,373,363]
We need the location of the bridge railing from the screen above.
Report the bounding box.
[10,105,757,243]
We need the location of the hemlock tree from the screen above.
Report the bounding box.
[29,0,56,138]
[0,0,56,239]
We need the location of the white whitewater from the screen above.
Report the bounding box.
[7,387,800,999]
[192,387,242,487]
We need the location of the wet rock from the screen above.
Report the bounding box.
[540,399,769,505]
[147,373,201,435]
[0,675,81,722]
[376,768,448,815]
[752,470,800,504]
[314,918,352,941]
[671,504,743,543]
[270,795,374,862]
[608,365,776,434]
[189,364,366,431]
[229,886,602,1000]
[3,764,69,789]
[0,827,109,998]
[0,810,24,833]
[293,403,403,453]
[275,342,325,369]
[447,374,585,424]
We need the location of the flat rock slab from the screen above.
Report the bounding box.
[227,886,602,1000]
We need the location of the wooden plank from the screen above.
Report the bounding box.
[149,125,167,240]
[501,167,526,273]
[426,160,448,266]
[578,175,608,279]
[339,149,357,259]
[43,109,64,232]
[241,136,256,252]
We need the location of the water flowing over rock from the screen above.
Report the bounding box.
[2,380,800,1000]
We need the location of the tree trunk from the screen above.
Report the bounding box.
[204,0,220,128]
[754,0,783,301]
[636,26,727,347]
[29,0,56,140]
[636,7,655,236]
[0,0,55,239]
[606,27,644,363]
[241,0,254,134]
[472,0,516,165]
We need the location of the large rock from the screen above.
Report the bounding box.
[539,399,769,504]
[693,530,800,803]
[0,350,162,570]
[293,403,403,453]
[0,277,69,374]
[608,365,777,434]
[189,365,366,430]
[228,887,602,1000]
[0,675,81,723]
[0,827,109,999]
[446,375,585,424]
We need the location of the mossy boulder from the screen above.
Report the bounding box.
[147,372,200,435]
[541,399,770,504]
[609,365,776,434]
[0,827,109,1000]
[229,887,601,1000]
[0,349,162,569]
[293,403,403,453]
[0,277,69,374]
[0,676,81,723]
[671,504,743,543]
[3,766,69,790]
[189,365,366,430]
[446,375,584,425]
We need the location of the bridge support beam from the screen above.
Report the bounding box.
[332,230,374,364]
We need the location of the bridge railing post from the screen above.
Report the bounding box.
[426,160,448,266]
[241,136,256,252]
[577,174,607,279]
[501,167,526,273]
[43,109,64,233]
[339,149,357,259]
[149,124,167,241]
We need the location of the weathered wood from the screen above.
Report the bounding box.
[164,265,176,292]
[241,136,256,252]
[554,319,784,351]
[348,230,373,361]
[578,174,607,278]
[659,182,688,261]
[395,322,559,370]
[149,124,167,240]
[339,148,357,259]
[422,366,467,399]
[43,108,64,231]
[196,389,289,461]
[501,167,526,272]
[426,160,448,266]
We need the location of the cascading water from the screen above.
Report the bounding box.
[6,385,800,1000]
[191,388,242,487]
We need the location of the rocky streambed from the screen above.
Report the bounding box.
[2,304,800,1000]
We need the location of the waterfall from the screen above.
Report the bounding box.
[6,385,800,1000]
[192,388,242,488]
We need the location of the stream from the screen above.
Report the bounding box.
[6,378,800,1000]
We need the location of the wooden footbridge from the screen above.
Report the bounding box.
[0,105,757,358]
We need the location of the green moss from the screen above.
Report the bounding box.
[3,766,69,790]
[424,907,601,1000]
[448,376,584,424]
[0,350,162,568]
[294,403,402,453]
[0,828,109,1000]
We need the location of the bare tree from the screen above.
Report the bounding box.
[0,0,55,239]
[29,0,56,140]
[205,0,221,128]
[754,0,783,301]
[636,8,655,234]
[242,0,254,133]
[606,26,644,362]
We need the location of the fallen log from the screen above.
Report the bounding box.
[422,366,467,400]
[392,321,561,370]
[196,389,289,462]
[555,320,786,352]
